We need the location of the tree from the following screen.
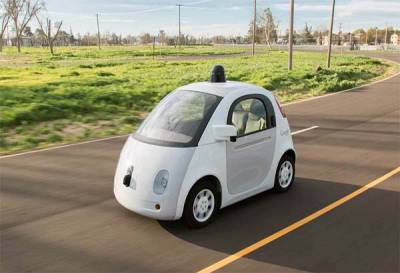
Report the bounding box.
[139,33,152,44]
[35,15,62,54]
[247,15,263,44]
[5,0,43,52]
[283,29,297,44]
[352,28,366,44]
[0,1,10,52]
[69,27,75,45]
[313,26,327,45]
[261,8,277,49]
[300,23,315,44]
[366,28,376,45]
[23,25,32,36]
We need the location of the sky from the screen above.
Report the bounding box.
[40,0,400,37]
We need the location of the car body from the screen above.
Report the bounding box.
[114,66,296,227]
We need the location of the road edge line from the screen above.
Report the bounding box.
[0,134,129,159]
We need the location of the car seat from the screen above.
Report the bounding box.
[245,100,266,134]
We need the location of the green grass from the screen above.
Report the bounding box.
[1,45,244,66]
[0,46,397,154]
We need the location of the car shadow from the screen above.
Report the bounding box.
[159,177,353,249]
[159,177,398,272]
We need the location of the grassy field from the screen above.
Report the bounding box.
[0,46,397,155]
[1,45,245,65]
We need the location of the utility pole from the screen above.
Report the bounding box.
[176,4,184,48]
[327,0,335,68]
[96,13,101,49]
[288,0,294,70]
[252,0,257,56]
[375,27,378,46]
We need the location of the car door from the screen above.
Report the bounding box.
[226,94,276,195]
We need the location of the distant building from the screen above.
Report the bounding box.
[390,33,399,45]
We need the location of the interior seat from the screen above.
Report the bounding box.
[232,104,248,136]
[245,100,266,134]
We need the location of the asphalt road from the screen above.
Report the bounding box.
[1,52,399,273]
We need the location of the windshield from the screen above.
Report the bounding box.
[135,90,221,146]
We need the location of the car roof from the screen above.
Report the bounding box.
[176,81,269,97]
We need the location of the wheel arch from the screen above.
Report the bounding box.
[185,175,222,209]
[282,149,296,162]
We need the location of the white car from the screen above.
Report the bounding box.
[114,66,296,228]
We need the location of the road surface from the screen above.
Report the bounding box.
[1,53,399,273]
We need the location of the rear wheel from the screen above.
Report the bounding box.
[274,154,295,192]
[183,180,219,228]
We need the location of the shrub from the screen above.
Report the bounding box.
[47,134,63,143]
[97,71,115,77]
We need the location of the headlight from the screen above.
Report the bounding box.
[153,170,169,194]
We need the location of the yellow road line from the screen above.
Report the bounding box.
[198,166,400,273]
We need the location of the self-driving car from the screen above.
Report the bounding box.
[114,65,296,228]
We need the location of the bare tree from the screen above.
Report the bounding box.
[0,1,10,52]
[261,8,277,50]
[35,15,62,54]
[5,0,43,52]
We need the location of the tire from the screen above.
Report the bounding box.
[274,154,295,192]
[183,180,220,228]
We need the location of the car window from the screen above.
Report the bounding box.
[136,90,220,145]
[231,98,267,137]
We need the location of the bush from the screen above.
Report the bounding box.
[97,71,115,77]
[47,134,63,143]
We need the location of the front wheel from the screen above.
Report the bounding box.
[274,155,295,192]
[183,180,219,228]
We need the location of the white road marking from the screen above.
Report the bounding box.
[0,135,129,159]
[291,126,319,136]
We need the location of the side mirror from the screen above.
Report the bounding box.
[213,125,237,142]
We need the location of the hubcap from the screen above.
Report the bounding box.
[193,189,215,222]
[279,160,293,188]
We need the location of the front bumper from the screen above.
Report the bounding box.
[114,184,179,220]
[113,136,194,221]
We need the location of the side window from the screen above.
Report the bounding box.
[231,98,267,137]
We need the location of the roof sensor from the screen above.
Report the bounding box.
[210,65,226,83]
